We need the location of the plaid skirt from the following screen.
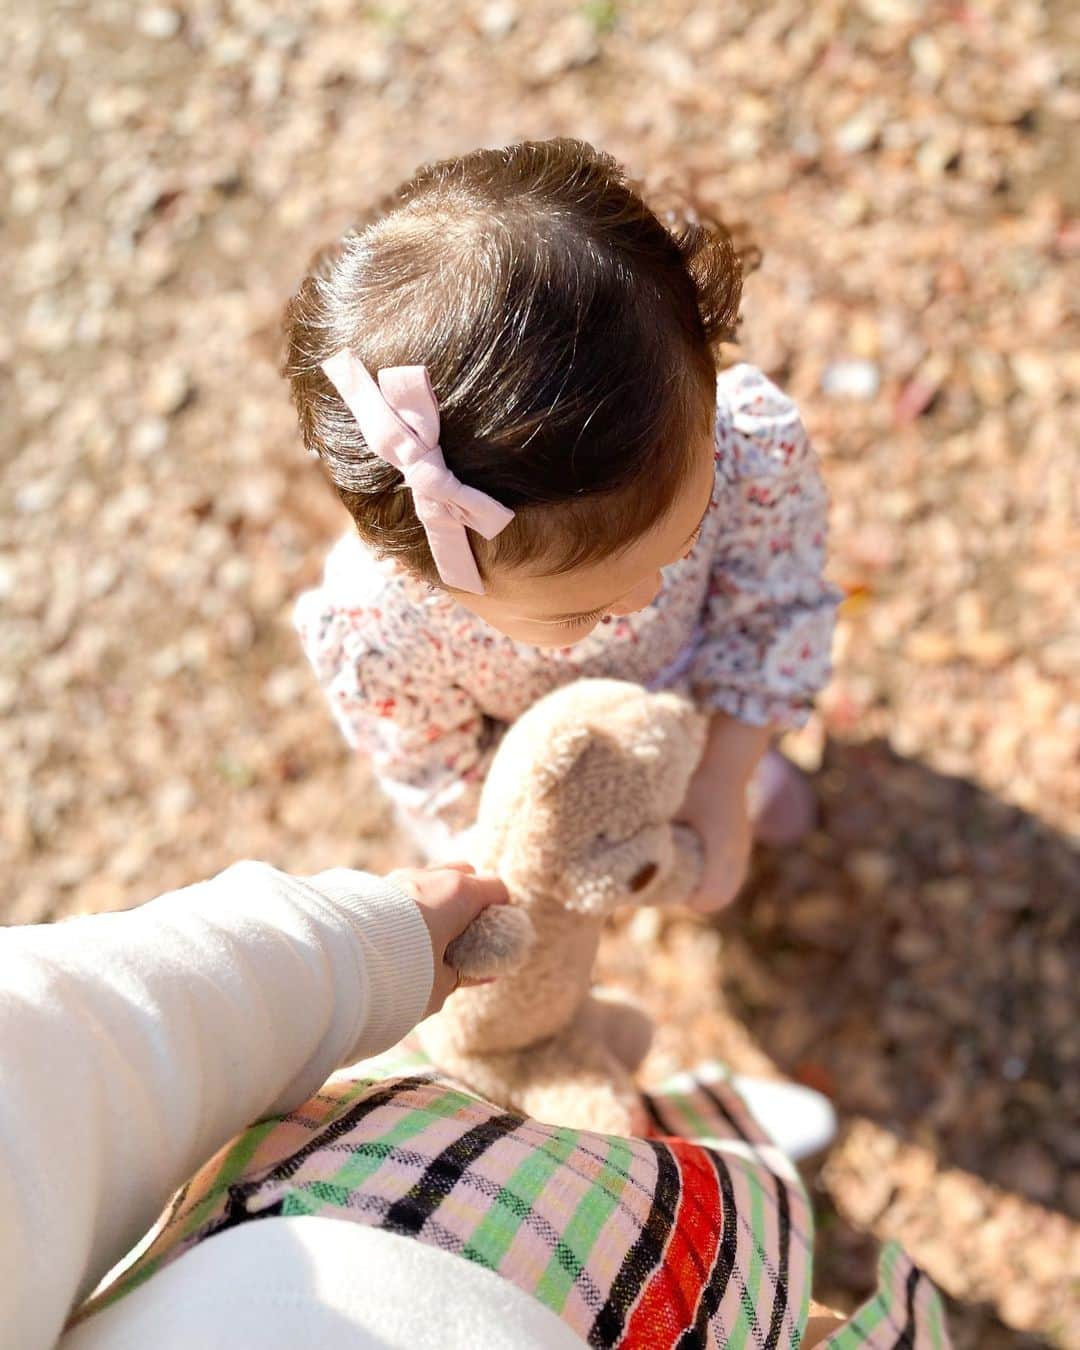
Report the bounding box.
[72,1048,950,1349]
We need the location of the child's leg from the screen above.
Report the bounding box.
[747,748,816,847]
[647,1065,837,1161]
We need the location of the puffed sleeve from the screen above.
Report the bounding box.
[295,588,490,835]
[690,365,841,728]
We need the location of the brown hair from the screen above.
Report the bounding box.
[284,138,751,585]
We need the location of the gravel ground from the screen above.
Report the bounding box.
[2,2,1078,1345]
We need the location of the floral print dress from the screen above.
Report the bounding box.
[295,364,841,844]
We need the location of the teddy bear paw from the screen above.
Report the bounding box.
[446,905,535,979]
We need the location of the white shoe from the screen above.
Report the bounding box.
[731,1075,837,1161]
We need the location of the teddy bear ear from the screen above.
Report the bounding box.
[530,723,595,799]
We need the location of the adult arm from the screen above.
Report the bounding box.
[0,862,438,1350]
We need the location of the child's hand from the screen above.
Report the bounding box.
[677,788,753,913]
[390,863,509,1015]
[676,711,770,913]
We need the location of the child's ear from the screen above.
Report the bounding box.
[530,724,594,800]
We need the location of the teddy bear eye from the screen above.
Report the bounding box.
[629,862,658,892]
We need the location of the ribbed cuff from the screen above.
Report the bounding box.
[306,869,434,1060]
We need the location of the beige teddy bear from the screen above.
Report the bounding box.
[417,678,706,1135]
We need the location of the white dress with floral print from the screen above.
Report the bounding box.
[295,365,840,849]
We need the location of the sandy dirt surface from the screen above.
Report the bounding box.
[2,2,1078,1344]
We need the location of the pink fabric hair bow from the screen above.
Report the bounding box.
[321,350,514,595]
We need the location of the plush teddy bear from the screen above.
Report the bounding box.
[417,678,706,1135]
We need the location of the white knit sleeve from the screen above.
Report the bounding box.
[0,863,432,1350]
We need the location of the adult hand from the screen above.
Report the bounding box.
[390,863,509,1016]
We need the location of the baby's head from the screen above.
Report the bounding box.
[285,138,747,646]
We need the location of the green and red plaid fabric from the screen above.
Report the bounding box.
[74,1050,949,1348]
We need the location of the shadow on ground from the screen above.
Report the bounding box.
[721,738,1077,1346]
[807,1191,1058,1350]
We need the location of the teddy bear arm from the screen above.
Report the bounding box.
[445,904,535,979]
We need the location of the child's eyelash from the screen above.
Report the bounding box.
[556,607,607,631]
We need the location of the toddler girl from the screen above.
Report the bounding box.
[286,139,839,911]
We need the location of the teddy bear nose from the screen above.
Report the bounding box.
[629,862,658,892]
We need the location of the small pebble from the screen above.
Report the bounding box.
[845,850,893,896]
[137,7,182,40]
[130,416,169,458]
[821,359,881,400]
[833,110,881,155]
[143,364,192,416]
[479,1,517,39]
[529,15,598,81]
[264,667,310,708]
[15,477,63,515]
[155,778,195,821]
[909,32,945,85]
